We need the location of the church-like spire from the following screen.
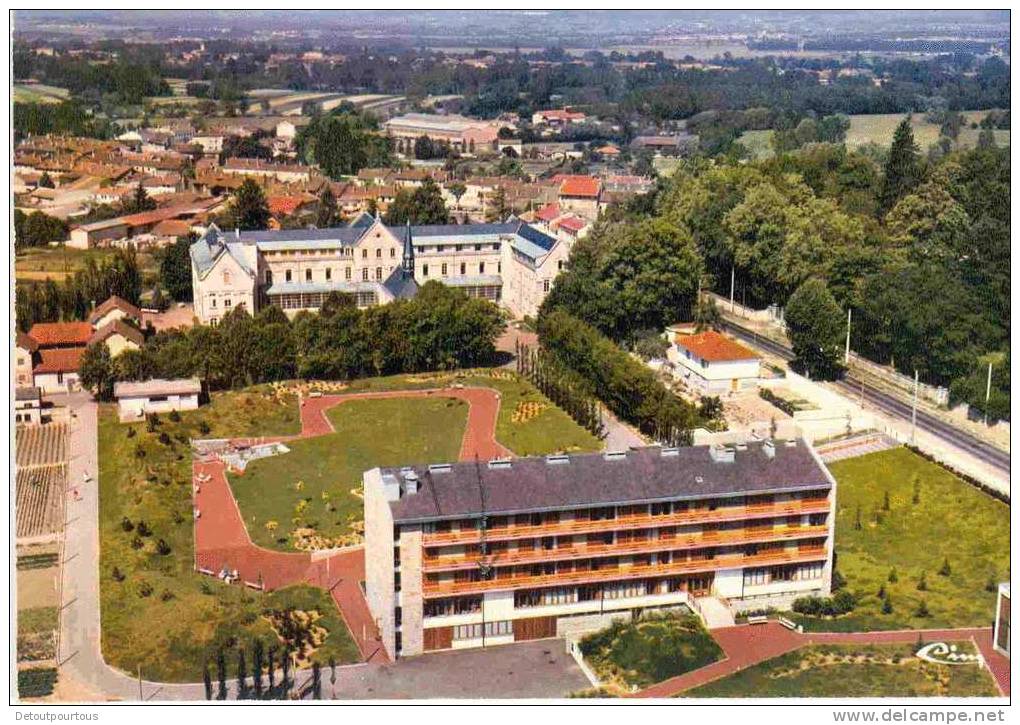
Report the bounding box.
[402,219,415,278]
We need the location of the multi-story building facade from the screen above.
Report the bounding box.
[364,440,837,659]
[189,214,570,324]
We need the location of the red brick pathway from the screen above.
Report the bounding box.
[193,386,510,664]
[635,623,1009,698]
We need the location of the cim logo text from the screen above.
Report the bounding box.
[915,642,983,666]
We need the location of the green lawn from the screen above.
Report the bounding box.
[230,396,469,551]
[17,606,59,662]
[580,612,723,693]
[688,643,998,698]
[98,388,354,683]
[15,245,160,283]
[790,447,1008,632]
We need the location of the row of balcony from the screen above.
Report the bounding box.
[421,546,828,598]
[420,497,832,547]
[421,524,829,573]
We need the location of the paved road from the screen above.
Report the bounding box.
[721,320,1011,476]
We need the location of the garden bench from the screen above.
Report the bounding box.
[778,616,800,631]
[747,615,769,625]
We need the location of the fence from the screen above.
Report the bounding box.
[847,352,949,407]
[564,638,603,690]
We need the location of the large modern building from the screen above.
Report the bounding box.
[382,113,501,155]
[189,214,570,324]
[364,440,836,659]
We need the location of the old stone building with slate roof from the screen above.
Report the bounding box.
[190,213,569,323]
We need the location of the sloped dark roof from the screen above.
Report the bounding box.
[385,442,831,524]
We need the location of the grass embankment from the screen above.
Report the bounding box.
[688,643,998,698]
[15,245,159,283]
[580,612,723,693]
[791,447,1008,632]
[233,370,601,552]
[98,386,356,683]
[231,396,469,551]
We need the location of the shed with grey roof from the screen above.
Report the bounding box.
[114,378,202,421]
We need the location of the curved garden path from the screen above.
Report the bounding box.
[634,622,1010,698]
[193,387,510,665]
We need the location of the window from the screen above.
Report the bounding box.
[345,267,352,280]
[375,267,383,281]
[210,298,217,308]
[492,244,499,251]
[390,248,396,258]
[209,317,218,326]
[543,280,551,293]
[460,263,466,275]
[362,249,368,259]
[558,260,564,270]
[325,268,332,281]
[456,245,463,252]
[265,270,273,284]
[422,264,429,276]
[305,269,312,282]
[437,245,445,252]
[224,299,232,308]
[441,263,448,276]
[743,567,768,586]
[285,270,293,282]
[362,268,369,281]
[376,248,382,258]
[479,262,485,274]
[453,621,511,640]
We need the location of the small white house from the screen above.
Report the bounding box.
[15,387,43,425]
[666,328,761,395]
[114,378,202,421]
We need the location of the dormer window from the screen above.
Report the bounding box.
[222,270,231,285]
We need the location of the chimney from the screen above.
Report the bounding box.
[381,473,401,502]
[763,440,776,459]
[709,444,735,464]
[401,469,420,496]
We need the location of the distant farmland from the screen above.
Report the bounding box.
[738,110,1009,159]
[13,83,70,104]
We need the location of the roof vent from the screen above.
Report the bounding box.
[660,447,680,458]
[402,470,420,496]
[785,439,797,447]
[545,454,570,465]
[428,463,452,474]
[763,440,776,459]
[695,475,704,484]
[603,450,627,462]
[488,459,512,470]
[709,444,736,463]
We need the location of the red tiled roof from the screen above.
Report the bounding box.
[557,215,587,233]
[268,194,314,217]
[675,331,759,362]
[88,295,142,325]
[34,347,86,374]
[16,331,39,353]
[90,319,145,347]
[557,175,601,198]
[535,202,561,222]
[28,322,93,347]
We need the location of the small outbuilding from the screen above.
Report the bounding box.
[114,378,202,421]
[15,387,43,425]
[666,327,762,395]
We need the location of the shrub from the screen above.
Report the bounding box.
[986,576,998,592]
[156,539,172,556]
[198,420,211,435]
[158,432,172,446]
[888,568,898,583]
[759,388,798,416]
[792,591,857,617]
[136,520,152,537]
[917,571,928,591]
[882,595,893,614]
[168,409,181,422]
[130,536,144,550]
[138,581,154,598]
[938,557,951,576]
[160,589,175,602]
[126,427,136,438]
[121,517,134,532]
[145,413,161,432]
[111,566,125,582]
[914,600,931,618]
[200,580,214,595]
[134,444,146,460]
[877,583,886,599]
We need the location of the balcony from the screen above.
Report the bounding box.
[422,547,828,598]
[422,524,830,573]
[421,498,831,547]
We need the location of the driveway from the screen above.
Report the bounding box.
[329,639,590,700]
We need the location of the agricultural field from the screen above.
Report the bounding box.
[688,643,998,698]
[97,387,360,683]
[16,423,68,467]
[737,110,1009,160]
[790,447,1009,632]
[13,83,70,104]
[15,245,161,284]
[16,423,69,540]
[17,606,59,663]
[580,612,722,693]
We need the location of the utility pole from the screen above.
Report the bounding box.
[911,370,919,444]
[984,361,993,425]
[729,266,735,313]
[138,663,143,701]
[844,308,852,365]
